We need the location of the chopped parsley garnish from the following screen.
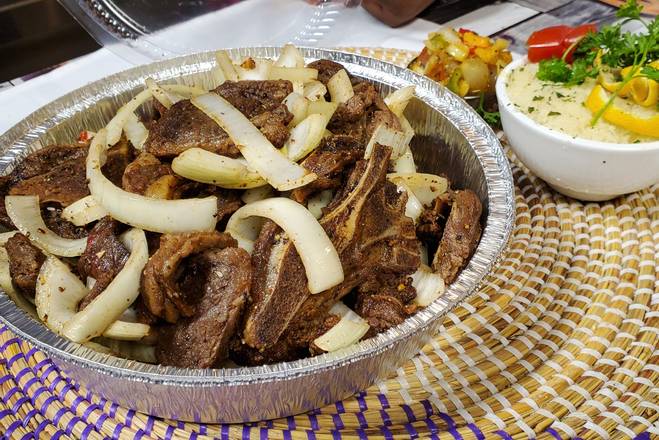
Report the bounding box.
[476,93,501,127]
[556,91,566,98]
[548,111,561,116]
[533,95,544,101]
[528,106,535,113]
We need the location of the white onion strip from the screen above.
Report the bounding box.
[191,93,317,191]
[307,190,333,219]
[145,78,176,108]
[226,197,343,294]
[5,195,87,257]
[236,58,272,80]
[304,81,328,102]
[283,92,309,127]
[88,129,218,233]
[284,113,327,162]
[384,85,415,117]
[269,66,318,83]
[172,148,266,189]
[364,124,412,160]
[215,50,238,81]
[387,173,449,206]
[275,44,304,68]
[313,302,369,352]
[307,100,338,124]
[390,180,423,223]
[123,113,149,149]
[327,69,354,104]
[411,265,445,306]
[62,228,149,343]
[241,185,275,204]
[61,195,108,226]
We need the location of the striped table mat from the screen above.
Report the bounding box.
[0,49,658,440]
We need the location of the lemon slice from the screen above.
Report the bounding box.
[585,85,659,137]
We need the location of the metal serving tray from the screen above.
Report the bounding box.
[0,47,515,423]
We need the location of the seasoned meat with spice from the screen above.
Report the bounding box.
[307,59,359,86]
[214,79,293,117]
[242,144,420,350]
[416,192,451,243]
[156,247,251,368]
[77,217,129,310]
[141,231,238,322]
[9,154,88,206]
[5,145,86,186]
[41,204,88,239]
[145,80,293,159]
[328,82,401,143]
[290,134,364,203]
[122,152,176,195]
[355,294,407,335]
[103,138,136,186]
[0,176,14,229]
[5,233,46,299]
[432,189,482,284]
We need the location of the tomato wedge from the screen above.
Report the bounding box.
[527,25,570,62]
[527,23,596,63]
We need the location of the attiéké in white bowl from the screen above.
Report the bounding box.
[496,57,659,201]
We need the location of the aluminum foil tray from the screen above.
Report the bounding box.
[0,47,515,423]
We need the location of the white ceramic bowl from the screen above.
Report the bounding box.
[496,57,659,201]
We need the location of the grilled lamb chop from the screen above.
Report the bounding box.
[242,144,421,351]
[141,231,238,323]
[144,80,293,159]
[156,246,251,368]
[290,134,364,203]
[431,189,482,284]
[77,217,129,310]
[4,233,46,299]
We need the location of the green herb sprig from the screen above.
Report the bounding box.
[476,93,501,127]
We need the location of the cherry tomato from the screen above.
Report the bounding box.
[527,25,571,62]
[562,23,597,62]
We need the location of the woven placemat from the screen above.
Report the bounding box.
[1,48,658,440]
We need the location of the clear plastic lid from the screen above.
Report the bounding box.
[59,0,362,64]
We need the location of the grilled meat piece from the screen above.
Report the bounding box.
[41,204,88,239]
[230,331,306,366]
[416,192,452,243]
[214,79,293,118]
[144,80,293,159]
[156,247,251,368]
[432,189,482,284]
[355,294,407,336]
[77,217,129,310]
[141,231,237,322]
[242,144,420,350]
[290,134,364,203]
[328,82,401,144]
[122,152,176,195]
[307,59,360,87]
[103,138,136,186]
[5,233,46,299]
[9,154,88,206]
[5,145,86,186]
[0,176,14,229]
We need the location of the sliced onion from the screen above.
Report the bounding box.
[384,85,415,117]
[215,50,238,81]
[123,112,148,149]
[61,195,108,226]
[102,320,151,341]
[172,148,266,189]
[387,173,448,206]
[327,69,354,104]
[394,146,416,173]
[145,77,178,108]
[283,92,309,127]
[304,80,328,102]
[275,44,304,68]
[226,197,343,294]
[211,65,227,87]
[307,100,338,124]
[161,84,207,98]
[411,264,445,306]
[191,93,317,191]
[236,58,272,80]
[35,256,88,335]
[5,195,87,257]
[269,66,318,83]
[0,231,17,245]
[284,113,327,162]
[62,228,149,343]
[313,302,370,352]
[364,124,413,160]
[96,338,157,363]
[106,88,152,146]
[307,190,333,219]
[0,246,36,315]
[389,180,423,222]
[241,185,275,204]
[88,129,218,233]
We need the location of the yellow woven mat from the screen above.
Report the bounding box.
[0,48,657,440]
